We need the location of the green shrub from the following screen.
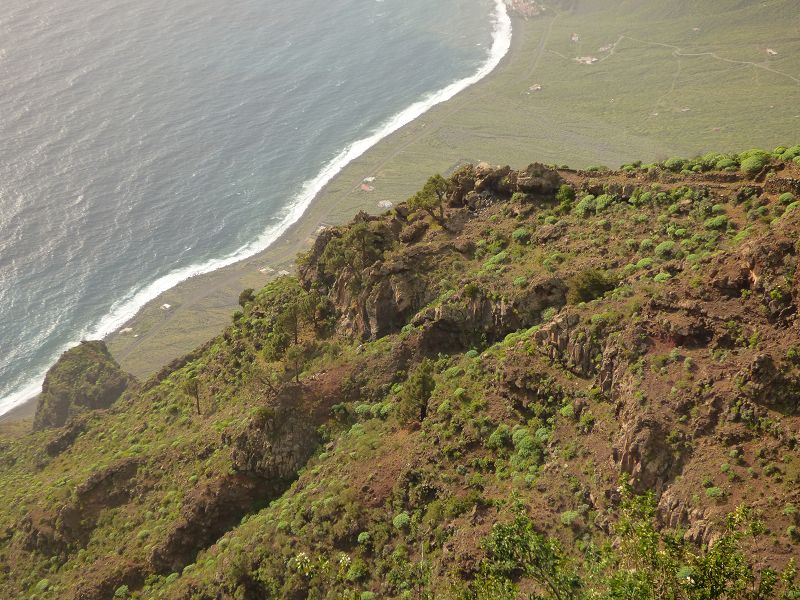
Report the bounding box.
[484,250,509,270]
[716,157,738,170]
[704,215,729,230]
[574,195,597,217]
[463,282,481,298]
[556,184,576,208]
[512,428,537,459]
[781,145,800,160]
[486,424,512,449]
[393,511,411,529]
[654,272,672,283]
[663,157,687,172]
[740,153,769,174]
[577,411,595,433]
[567,269,618,304]
[595,194,614,212]
[512,227,530,243]
[779,192,796,205]
[705,486,724,499]
[654,240,676,259]
[397,359,435,425]
[513,276,528,288]
[114,585,130,599]
[346,558,369,582]
[541,307,557,322]
[560,510,580,526]
[511,191,527,203]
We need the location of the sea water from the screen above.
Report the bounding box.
[0,0,511,415]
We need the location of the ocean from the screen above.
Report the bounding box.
[0,0,511,416]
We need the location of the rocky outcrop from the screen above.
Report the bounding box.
[412,279,566,353]
[33,341,135,431]
[73,559,145,600]
[613,418,678,493]
[149,385,323,575]
[299,165,565,343]
[20,458,142,554]
[709,232,797,318]
[330,246,441,340]
[230,387,319,479]
[533,312,600,378]
[44,416,88,457]
[149,474,272,574]
[736,353,800,414]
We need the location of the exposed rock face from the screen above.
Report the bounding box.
[20,458,142,554]
[151,385,322,575]
[413,279,567,353]
[613,418,677,493]
[73,560,145,600]
[149,474,272,574]
[300,164,565,343]
[736,353,800,413]
[331,246,438,340]
[533,312,600,378]
[230,386,319,479]
[33,341,135,431]
[512,162,563,194]
[44,417,88,457]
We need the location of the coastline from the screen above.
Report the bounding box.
[0,0,512,420]
[5,0,796,422]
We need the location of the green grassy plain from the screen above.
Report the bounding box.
[105,0,800,381]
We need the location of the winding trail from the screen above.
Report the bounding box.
[609,35,800,86]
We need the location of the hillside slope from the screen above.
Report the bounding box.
[2,147,800,598]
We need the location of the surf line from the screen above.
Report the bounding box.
[0,0,512,417]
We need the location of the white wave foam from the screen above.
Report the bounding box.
[0,0,512,417]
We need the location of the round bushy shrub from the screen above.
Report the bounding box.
[704,215,729,230]
[663,157,687,172]
[393,512,410,529]
[574,194,597,217]
[654,240,676,259]
[740,156,768,174]
[715,157,738,171]
[636,257,655,270]
[781,145,800,160]
[595,194,614,212]
[739,149,770,174]
[779,192,796,205]
[511,227,530,243]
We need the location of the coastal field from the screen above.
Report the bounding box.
[106,0,800,380]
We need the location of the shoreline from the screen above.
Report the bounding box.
[0,0,512,421]
[5,0,796,422]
